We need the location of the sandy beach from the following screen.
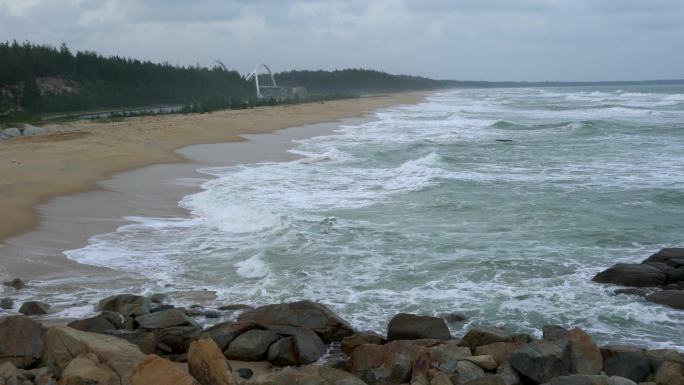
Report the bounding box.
[0,93,424,244]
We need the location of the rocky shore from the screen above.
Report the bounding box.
[0,292,682,385]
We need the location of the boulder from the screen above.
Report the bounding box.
[202,310,223,319]
[104,330,157,354]
[543,325,570,341]
[237,301,353,343]
[21,125,47,136]
[463,355,498,371]
[348,340,432,385]
[600,345,644,361]
[41,325,146,383]
[341,332,386,355]
[0,298,13,310]
[548,374,610,385]
[646,348,684,370]
[0,315,45,368]
[564,328,603,375]
[155,326,202,355]
[454,360,486,383]
[18,301,50,316]
[653,360,684,385]
[461,377,506,385]
[592,264,667,287]
[264,326,326,365]
[462,327,513,349]
[136,309,199,330]
[387,313,451,341]
[200,322,260,351]
[97,295,151,317]
[440,312,467,323]
[27,366,54,385]
[246,365,366,385]
[643,248,684,266]
[3,128,22,138]
[606,377,638,385]
[130,354,200,385]
[224,330,281,361]
[509,340,571,383]
[474,342,521,367]
[218,304,253,311]
[603,350,651,383]
[613,288,647,297]
[496,363,520,385]
[68,311,124,333]
[59,353,119,385]
[427,341,472,374]
[645,290,684,310]
[188,339,235,385]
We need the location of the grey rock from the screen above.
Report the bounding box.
[645,290,684,310]
[103,329,157,354]
[456,360,486,383]
[18,301,50,316]
[21,125,47,136]
[1,298,14,310]
[593,263,667,287]
[428,341,473,374]
[341,331,386,355]
[67,311,124,333]
[440,312,467,323]
[224,329,281,361]
[136,309,199,330]
[155,325,201,354]
[509,340,571,383]
[246,365,366,385]
[643,248,684,266]
[614,288,647,297]
[0,316,45,368]
[200,321,259,351]
[97,294,151,317]
[3,128,22,138]
[2,279,25,290]
[462,377,507,385]
[606,376,638,385]
[201,309,222,319]
[236,368,253,379]
[387,313,451,341]
[543,325,570,341]
[653,360,684,385]
[265,325,326,365]
[603,350,651,383]
[150,304,175,313]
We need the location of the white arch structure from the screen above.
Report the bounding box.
[245,63,279,98]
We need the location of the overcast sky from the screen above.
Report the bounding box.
[1,0,683,81]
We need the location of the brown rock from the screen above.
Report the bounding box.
[0,315,45,368]
[104,330,157,354]
[565,328,603,375]
[155,326,202,355]
[508,339,571,384]
[348,340,429,385]
[246,365,365,385]
[200,322,260,351]
[131,355,200,385]
[18,301,50,316]
[645,290,684,310]
[237,301,353,343]
[0,298,13,310]
[474,342,521,366]
[188,339,235,385]
[68,311,124,333]
[462,327,512,349]
[463,355,498,371]
[97,295,151,317]
[58,353,118,385]
[341,332,386,355]
[264,325,326,365]
[41,326,146,384]
[136,309,199,330]
[653,360,684,385]
[224,330,281,361]
[427,341,472,374]
[387,313,451,341]
[2,279,26,290]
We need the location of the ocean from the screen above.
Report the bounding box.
[65,85,684,348]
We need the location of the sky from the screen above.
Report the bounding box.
[1,0,683,81]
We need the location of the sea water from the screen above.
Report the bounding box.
[66,85,684,348]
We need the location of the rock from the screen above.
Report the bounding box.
[600,345,644,361]
[643,248,684,266]
[653,360,684,385]
[97,294,151,317]
[0,298,13,310]
[149,294,167,304]
[645,348,684,370]
[603,350,651,383]
[27,367,54,385]
[3,128,22,138]
[0,361,19,378]
[544,325,570,341]
[462,327,513,349]
[496,363,520,385]
[440,312,467,323]
[463,355,498,371]
[427,341,472,374]
[155,326,202,355]
[68,311,124,333]
[59,353,118,385]
[188,339,235,385]
[103,330,157,354]
[264,326,326,365]
[21,125,47,136]
[564,328,603,375]
[218,304,253,311]
[246,365,366,385]
[150,304,175,313]
[341,332,386,355]
[130,354,200,385]
[607,376,638,385]
[200,322,260,352]
[348,340,427,384]
[614,288,647,296]
[1,279,25,290]
[236,368,253,379]
[474,342,521,366]
[462,377,507,385]
[428,369,453,385]
[224,330,281,361]
[509,340,571,383]
[455,360,486,383]
[549,374,610,385]
[41,325,146,382]
[593,264,667,287]
[645,290,684,310]
[387,313,451,341]
[202,310,223,319]
[136,309,199,330]
[18,301,50,316]
[0,315,45,368]
[237,301,353,343]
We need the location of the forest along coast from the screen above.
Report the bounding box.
[0,249,683,385]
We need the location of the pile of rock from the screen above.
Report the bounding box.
[0,125,48,140]
[1,294,683,385]
[593,248,684,310]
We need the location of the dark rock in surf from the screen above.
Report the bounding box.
[68,311,124,333]
[1,297,14,310]
[218,304,253,311]
[593,263,667,287]
[613,288,647,296]
[2,279,26,290]
[495,139,514,143]
[237,300,354,343]
[440,312,467,323]
[19,301,50,316]
[387,313,451,341]
[645,289,684,310]
[97,294,151,317]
